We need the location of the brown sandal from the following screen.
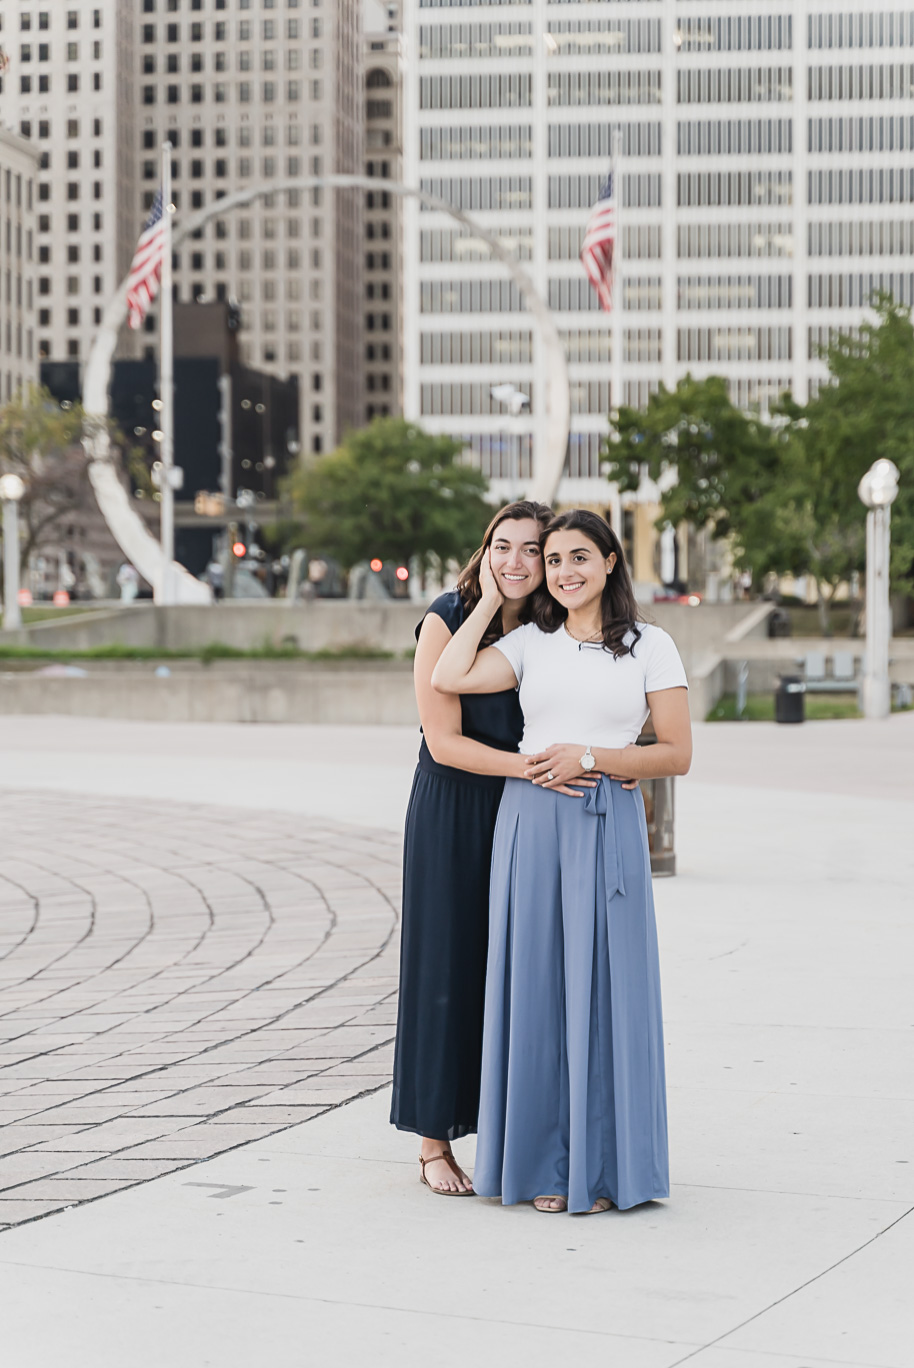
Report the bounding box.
[419,1151,474,1196]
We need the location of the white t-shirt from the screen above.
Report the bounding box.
[492,622,688,753]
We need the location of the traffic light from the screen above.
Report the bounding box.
[227,522,247,559]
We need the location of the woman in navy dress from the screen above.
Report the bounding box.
[391,500,569,1194]
[434,510,692,1213]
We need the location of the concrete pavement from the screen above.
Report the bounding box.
[0,714,912,1366]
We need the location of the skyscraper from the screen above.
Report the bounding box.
[0,1,137,377]
[0,124,39,400]
[136,0,363,455]
[403,0,914,526]
[363,0,403,423]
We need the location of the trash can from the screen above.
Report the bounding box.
[775,674,806,724]
[767,607,791,639]
[635,731,676,877]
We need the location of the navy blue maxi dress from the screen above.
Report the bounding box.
[390,590,523,1142]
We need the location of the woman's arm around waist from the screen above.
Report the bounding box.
[523,686,692,787]
[417,614,589,796]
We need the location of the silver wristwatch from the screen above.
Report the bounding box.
[580,745,596,772]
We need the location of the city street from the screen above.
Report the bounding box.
[0,714,911,1366]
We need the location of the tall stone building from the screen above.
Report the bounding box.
[0,0,137,376]
[362,0,403,423]
[0,124,39,399]
[136,0,364,455]
[403,0,914,573]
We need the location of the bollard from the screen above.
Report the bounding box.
[636,731,676,877]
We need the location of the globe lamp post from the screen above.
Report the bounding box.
[857,458,900,720]
[0,472,26,631]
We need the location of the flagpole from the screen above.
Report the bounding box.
[159,140,175,605]
[610,127,623,432]
[608,127,624,537]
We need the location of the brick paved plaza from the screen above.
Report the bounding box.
[0,716,911,1367]
[0,793,400,1228]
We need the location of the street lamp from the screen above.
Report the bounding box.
[490,383,530,498]
[857,457,900,720]
[0,472,27,631]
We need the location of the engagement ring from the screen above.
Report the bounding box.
[546,771,555,781]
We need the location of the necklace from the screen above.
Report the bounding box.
[563,621,603,645]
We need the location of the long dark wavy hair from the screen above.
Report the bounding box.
[456,499,554,645]
[532,509,643,659]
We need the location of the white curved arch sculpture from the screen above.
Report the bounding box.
[83,176,571,602]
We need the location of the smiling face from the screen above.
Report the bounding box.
[543,528,616,615]
[488,517,545,600]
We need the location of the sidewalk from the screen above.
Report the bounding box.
[0,714,911,1367]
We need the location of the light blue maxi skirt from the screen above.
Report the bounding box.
[473,776,669,1213]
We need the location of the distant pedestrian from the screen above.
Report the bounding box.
[206,560,225,601]
[434,510,691,1213]
[116,562,139,603]
[301,556,328,601]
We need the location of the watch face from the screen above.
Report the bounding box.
[581,753,595,770]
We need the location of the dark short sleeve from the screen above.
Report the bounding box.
[415,589,464,642]
[413,588,522,753]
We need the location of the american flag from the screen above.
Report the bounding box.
[126,190,166,330]
[580,170,616,313]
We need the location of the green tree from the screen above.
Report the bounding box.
[284,416,491,572]
[603,303,914,629]
[602,374,792,583]
[0,384,90,571]
[783,295,914,599]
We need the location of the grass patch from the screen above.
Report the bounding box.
[707,692,861,722]
[0,642,397,663]
[20,605,98,625]
[782,604,859,638]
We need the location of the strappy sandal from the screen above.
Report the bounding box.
[583,1197,612,1215]
[419,1151,474,1196]
[533,1195,568,1213]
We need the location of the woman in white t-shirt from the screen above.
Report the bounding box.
[433,509,692,1214]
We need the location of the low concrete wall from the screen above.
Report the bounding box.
[720,638,914,695]
[685,602,776,718]
[0,663,420,725]
[0,602,423,655]
[645,601,772,660]
[1,599,769,662]
[0,601,775,725]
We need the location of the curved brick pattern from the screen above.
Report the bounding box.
[0,792,401,1230]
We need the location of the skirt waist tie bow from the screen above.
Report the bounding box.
[582,776,626,902]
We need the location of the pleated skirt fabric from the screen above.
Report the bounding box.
[390,749,505,1142]
[473,776,669,1213]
